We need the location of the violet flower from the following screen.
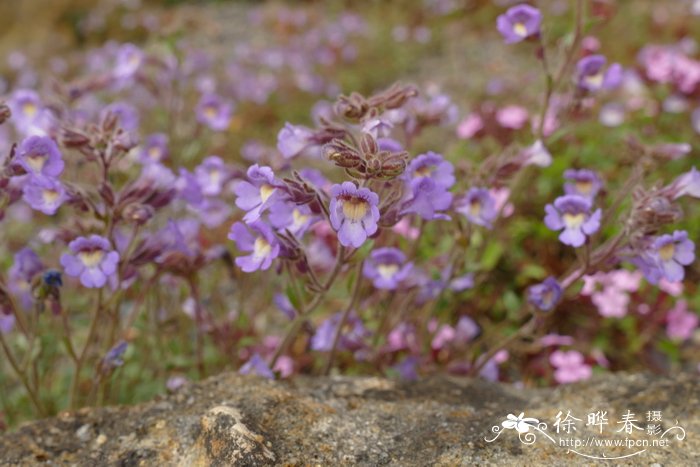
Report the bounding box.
[228,221,280,272]
[670,166,700,200]
[233,164,281,223]
[544,195,601,247]
[401,177,452,221]
[15,136,64,178]
[268,201,318,237]
[456,188,497,229]
[22,175,67,215]
[311,312,370,353]
[138,133,169,164]
[362,247,413,290]
[652,231,695,282]
[404,151,455,190]
[194,156,228,197]
[329,181,380,248]
[60,235,120,288]
[276,123,315,159]
[527,277,562,311]
[239,353,274,379]
[101,101,140,132]
[496,4,542,44]
[564,169,602,200]
[113,43,144,79]
[575,55,623,92]
[196,93,233,131]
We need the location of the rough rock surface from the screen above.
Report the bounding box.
[0,372,698,466]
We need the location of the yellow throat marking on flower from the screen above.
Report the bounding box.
[563,212,585,229]
[22,102,37,117]
[659,243,675,262]
[253,237,271,258]
[377,264,399,280]
[26,154,47,172]
[585,73,604,88]
[469,200,482,217]
[209,169,221,186]
[148,147,162,161]
[575,181,593,195]
[342,198,369,222]
[414,166,433,177]
[42,189,60,204]
[204,106,218,119]
[292,208,309,228]
[514,23,528,37]
[79,250,105,268]
[260,184,275,203]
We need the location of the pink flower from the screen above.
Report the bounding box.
[666,300,698,341]
[456,113,483,139]
[581,270,642,318]
[392,217,420,240]
[550,350,592,384]
[539,334,575,347]
[496,105,529,129]
[659,279,684,296]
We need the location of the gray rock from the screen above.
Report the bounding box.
[0,372,697,465]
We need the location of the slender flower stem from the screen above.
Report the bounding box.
[322,260,364,375]
[469,315,536,377]
[69,288,103,409]
[269,246,346,368]
[0,330,45,416]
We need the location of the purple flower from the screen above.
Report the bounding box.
[268,201,318,236]
[520,139,552,167]
[176,168,204,206]
[404,151,455,190]
[114,43,144,79]
[0,312,14,334]
[401,178,452,221]
[273,293,297,320]
[276,123,314,159]
[233,164,281,223]
[194,156,228,197]
[670,166,700,199]
[8,89,44,133]
[228,221,280,272]
[563,169,603,200]
[666,300,698,341]
[575,55,623,92]
[311,312,370,353]
[239,353,274,379]
[101,102,139,132]
[196,93,232,131]
[138,133,169,164]
[455,316,480,342]
[22,176,67,215]
[527,277,562,311]
[496,4,542,44]
[550,350,592,384]
[329,182,380,248]
[544,195,601,247]
[101,340,128,372]
[652,231,695,282]
[60,235,120,288]
[456,188,497,228]
[392,355,419,381]
[8,248,44,308]
[362,247,413,290]
[362,118,394,138]
[15,136,64,178]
